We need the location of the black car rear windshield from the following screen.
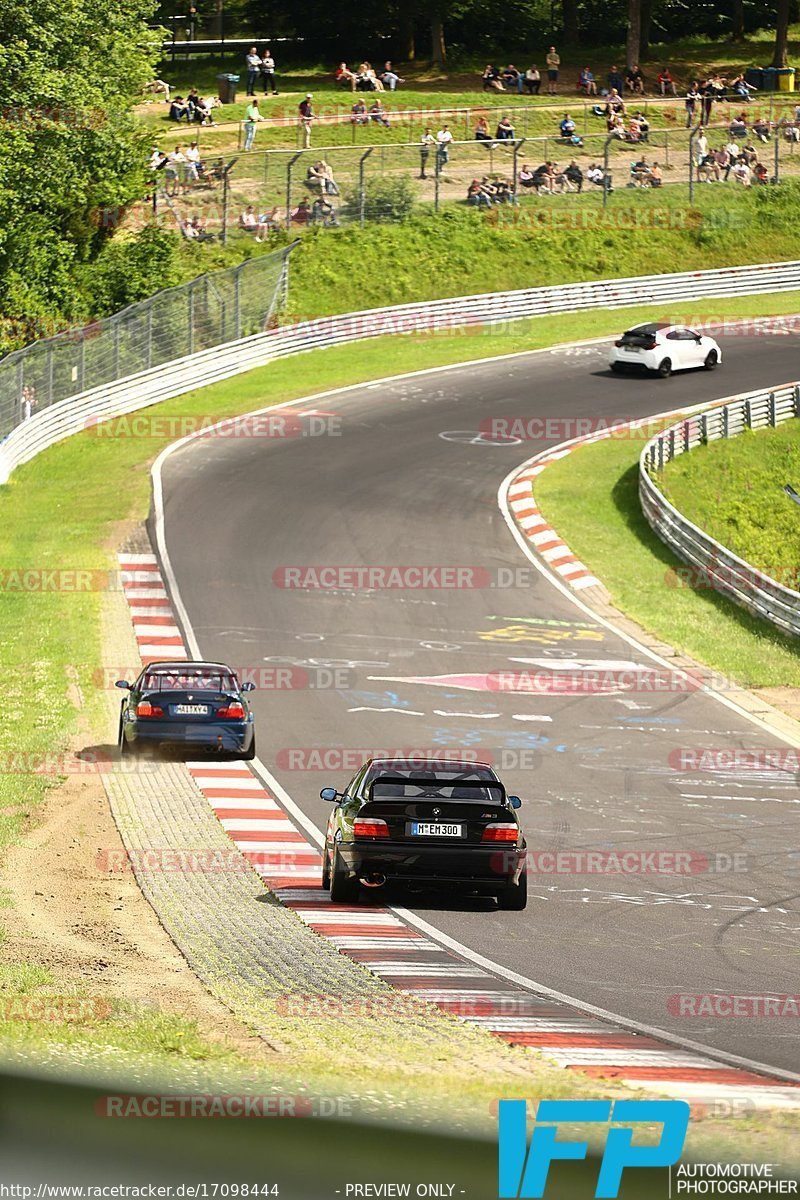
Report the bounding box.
[142,670,237,692]
[369,773,506,803]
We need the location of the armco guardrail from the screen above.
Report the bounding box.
[640,383,800,637]
[3,256,800,485]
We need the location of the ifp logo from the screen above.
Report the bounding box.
[498,1099,690,1198]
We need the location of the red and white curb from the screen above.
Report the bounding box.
[115,552,800,1111]
[118,553,187,663]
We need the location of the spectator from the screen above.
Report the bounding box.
[184,214,214,241]
[631,156,651,185]
[532,162,555,192]
[467,178,493,207]
[336,62,357,91]
[502,64,524,93]
[752,115,771,143]
[165,145,186,195]
[260,48,278,95]
[369,98,391,127]
[143,78,172,102]
[733,159,751,185]
[169,95,189,122]
[546,46,560,94]
[740,140,758,166]
[698,79,715,124]
[518,163,536,188]
[305,160,338,195]
[475,115,492,143]
[240,205,258,232]
[586,162,611,190]
[350,98,368,124]
[658,67,676,96]
[754,161,769,184]
[608,65,624,93]
[20,385,36,422]
[419,127,435,177]
[311,195,339,225]
[608,111,626,138]
[649,161,663,187]
[382,61,404,90]
[625,64,645,94]
[731,73,756,102]
[245,47,261,96]
[605,89,626,115]
[714,145,732,179]
[696,149,718,181]
[184,141,203,182]
[729,112,747,138]
[524,65,541,94]
[299,94,314,148]
[195,95,219,126]
[255,207,281,239]
[291,198,312,223]
[186,87,202,120]
[436,124,453,168]
[482,64,504,91]
[148,146,167,172]
[684,82,700,127]
[632,111,649,140]
[578,67,597,95]
[357,62,383,91]
[560,112,576,138]
[564,159,584,191]
[496,115,515,141]
[244,98,264,150]
[493,176,514,203]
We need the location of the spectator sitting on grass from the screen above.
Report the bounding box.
[532,162,555,192]
[196,96,220,126]
[169,96,189,121]
[336,62,357,91]
[467,178,493,207]
[578,67,597,95]
[255,207,281,239]
[493,176,515,202]
[518,163,536,187]
[658,67,676,96]
[649,161,663,187]
[475,115,492,142]
[495,115,515,141]
[563,159,584,190]
[632,111,649,140]
[608,112,626,138]
[608,65,625,93]
[308,159,339,195]
[369,99,391,127]
[605,89,625,116]
[714,145,732,179]
[291,198,312,223]
[524,65,541,94]
[740,140,758,166]
[729,112,747,137]
[350,99,368,124]
[752,115,771,143]
[311,195,339,225]
[559,113,577,139]
[732,73,757,101]
[240,205,258,232]
[502,64,523,93]
[482,64,504,91]
[357,62,383,91]
[382,61,404,90]
[733,159,751,185]
[184,214,214,241]
[625,64,645,94]
[586,162,611,190]
[754,161,769,184]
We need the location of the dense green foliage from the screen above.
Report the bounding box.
[0,0,164,348]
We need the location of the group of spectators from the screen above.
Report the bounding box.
[149,143,225,195]
[168,89,221,125]
[694,129,771,185]
[239,194,339,232]
[336,61,404,92]
[482,50,561,95]
[349,98,392,127]
[245,47,279,95]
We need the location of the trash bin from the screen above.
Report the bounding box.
[745,67,763,90]
[761,66,778,91]
[776,66,796,91]
[217,73,240,103]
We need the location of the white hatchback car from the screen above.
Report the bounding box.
[609,323,722,377]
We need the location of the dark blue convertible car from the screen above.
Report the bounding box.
[117,660,256,759]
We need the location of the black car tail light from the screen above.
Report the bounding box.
[217,702,246,718]
[481,823,519,843]
[136,701,164,718]
[353,817,390,838]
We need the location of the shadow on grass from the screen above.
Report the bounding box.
[609,460,800,656]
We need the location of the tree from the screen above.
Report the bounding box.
[561,0,579,46]
[772,0,790,65]
[430,6,446,65]
[626,0,641,68]
[732,0,745,40]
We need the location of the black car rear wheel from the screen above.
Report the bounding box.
[321,846,331,889]
[329,846,360,903]
[497,868,527,911]
[118,714,131,757]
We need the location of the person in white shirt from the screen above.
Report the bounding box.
[184,142,201,181]
[419,128,435,178]
[733,160,751,185]
[696,130,709,163]
[245,47,261,96]
[166,146,186,195]
[260,49,278,95]
[240,205,258,231]
[436,125,453,168]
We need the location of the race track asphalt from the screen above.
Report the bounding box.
[158,331,800,1075]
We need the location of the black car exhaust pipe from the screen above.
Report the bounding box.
[359,873,386,888]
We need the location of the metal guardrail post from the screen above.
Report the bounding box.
[359,147,374,227]
[602,133,615,210]
[744,398,752,428]
[795,384,800,417]
[722,405,729,437]
[188,282,195,357]
[285,152,302,230]
[700,412,708,442]
[769,391,777,425]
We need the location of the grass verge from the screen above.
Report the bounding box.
[660,420,800,588]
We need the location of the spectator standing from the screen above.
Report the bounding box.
[299,94,314,148]
[419,127,435,177]
[699,79,714,125]
[20,385,36,422]
[685,82,700,127]
[244,98,264,150]
[260,49,278,94]
[524,65,541,94]
[436,124,453,169]
[546,47,560,94]
[245,47,261,96]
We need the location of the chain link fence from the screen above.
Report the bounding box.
[0,244,293,444]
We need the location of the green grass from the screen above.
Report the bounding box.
[536,420,800,688]
[660,421,800,587]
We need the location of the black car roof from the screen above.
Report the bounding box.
[143,661,234,672]
[367,756,496,771]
